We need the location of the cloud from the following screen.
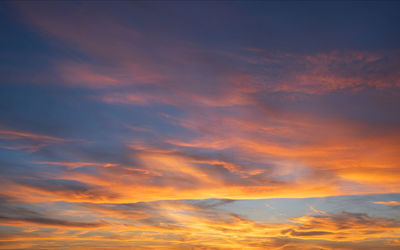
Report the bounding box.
[0,128,84,153]
[14,1,400,107]
[278,211,400,246]
[374,201,400,207]
[0,197,105,229]
[2,197,399,249]
[2,120,397,204]
[16,178,120,202]
[2,2,400,249]
[0,130,66,142]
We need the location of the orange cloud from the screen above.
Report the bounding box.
[374,201,400,206]
[284,211,400,242]
[1,199,399,250]
[4,3,400,249]
[0,129,66,142]
[0,129,81,152]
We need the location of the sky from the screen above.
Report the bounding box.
[0,1,400,249]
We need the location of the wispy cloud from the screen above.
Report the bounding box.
[2,1,400,249]
[0,129,84,153]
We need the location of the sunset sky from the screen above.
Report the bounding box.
[1,1,400,249]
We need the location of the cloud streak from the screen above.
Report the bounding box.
[1,1,400,249]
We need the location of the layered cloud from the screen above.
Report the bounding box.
[1,197,399,249]
[1,1,400,249]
